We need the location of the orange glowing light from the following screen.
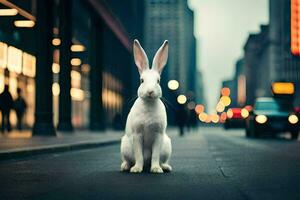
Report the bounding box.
[291,0,300,56]
[52,38,61,46]
[198,112,208,122]
[195,104,204,114]
[210,113,220,123]
[205,115,211,123]
[221,87,230,96]
[272,82,294,95]
[220,112,227,122]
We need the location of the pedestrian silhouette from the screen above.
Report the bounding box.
[175,103,188,136]
[186,109,197,132]
[0,85,13,133]
[14,88,27,131]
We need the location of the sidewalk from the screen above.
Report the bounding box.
[0,130,122,160]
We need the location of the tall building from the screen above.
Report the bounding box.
[220,0,300,111]
[240,0,300,106]
[243,25,270,106]
[143,0,202,124]
[269,0,300,105]
[144,0,196,94]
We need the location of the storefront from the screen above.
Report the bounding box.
[0,41,36,129]
[102,72,123,127]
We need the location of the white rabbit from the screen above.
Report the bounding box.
[120,39,172,173]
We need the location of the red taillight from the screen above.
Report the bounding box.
[231,108,242,119]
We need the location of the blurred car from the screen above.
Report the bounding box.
[224,108,249,129]
[245,97,299,139]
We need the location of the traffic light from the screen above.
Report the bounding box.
[291,0,300,56]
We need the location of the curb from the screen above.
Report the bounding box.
[0,139,120,161]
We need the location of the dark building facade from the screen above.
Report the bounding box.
[269,0,300,105]
[0,0,145,135]
[239,0,300,107]
[143,0,200,124]
[243,25,270,106]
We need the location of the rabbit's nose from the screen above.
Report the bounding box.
[147,90,154,96]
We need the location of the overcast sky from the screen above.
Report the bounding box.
[188,0,269,113]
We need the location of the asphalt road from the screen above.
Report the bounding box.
[0,127,300,200]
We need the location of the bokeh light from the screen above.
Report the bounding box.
[0,9,18,16]
[241,108,249,118]
[205,115,211,123]
[52,63,60,73]
[71,58,81,66]
[195,104,204,114]
[220,112,227,122]
[220,96,231,106]
[187,101,196,110]
[288,114,298,124]
[198,112,208,122]
[168,80,179,90]
[211,113,219,123]
[71,44,86,52]
[226,108,233,118]
[14,20,35,28]
[221,87,230,96]
[244,105,253,111]
[52,38,61,46]
[177,94,187,104]
[52,83,60,96]
[216,102,225,112]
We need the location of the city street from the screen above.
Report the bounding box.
[0,127,299,200]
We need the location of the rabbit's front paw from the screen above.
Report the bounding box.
[121,162,131,172]
[150,166,163,173]
[130,165,143,173]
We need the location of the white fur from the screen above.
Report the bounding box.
[120,39,172,173]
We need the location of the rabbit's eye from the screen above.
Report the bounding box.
[157,79,160,84]
[140,78,144,84]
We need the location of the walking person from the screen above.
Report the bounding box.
[176,103,188,136]
[0,85,13,133]
[14,88,27,131]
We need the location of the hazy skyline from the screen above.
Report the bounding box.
[188,0,269,112]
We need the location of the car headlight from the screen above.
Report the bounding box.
[288,114,298,124]
[255,115,267,124]
[241,108,249,118]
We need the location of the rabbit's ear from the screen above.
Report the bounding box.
[133,39,149,74]
[152,40,168,74]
